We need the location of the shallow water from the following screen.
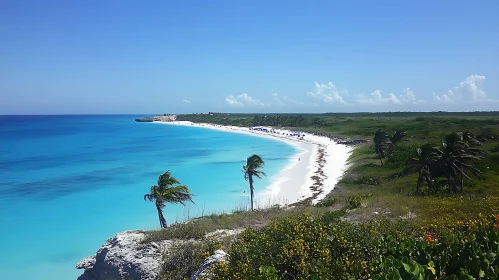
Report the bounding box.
[0,115,297,279]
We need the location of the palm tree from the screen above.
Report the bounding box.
[435,133,483,193]
[387,130,406,158]
[144,170,194,228]
[243,154,267,211]
[390,130,406,145]
[407,144,437,194]
[462,131,481,147]
[374,129,389,166]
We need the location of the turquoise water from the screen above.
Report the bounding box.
[0,115,297,279]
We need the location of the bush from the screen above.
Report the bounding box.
[211,213,499,279]
[315,197,339,207]
[385,144,418,168]
[346,194,372,209]
[355,176,381,186]
[160,239,222,279]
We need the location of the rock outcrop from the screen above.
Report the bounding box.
[76,228,236,280]
[190,250,228,280]
[76,230,171,280]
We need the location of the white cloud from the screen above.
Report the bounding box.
[356,90,401,104]
[307,82,347,104]
[225,93,267,107]
[433,75,488,102]
[399,88,425,104]
[272,92,304,106]
[432,90,454,102]
[225,94,243,106]
[237,93,266,106]
[182,99,191,104]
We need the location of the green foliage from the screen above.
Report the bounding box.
[212,213,499,280]
[346,194,372,209]
[315,197,339,207]
[491,144,499,152]
[244,154,267,211]
[160,239,222,280]
[144,170,194,228]
[385,144,418,168]
[144,205,330,243]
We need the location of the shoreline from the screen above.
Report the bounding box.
[154,121,353,206]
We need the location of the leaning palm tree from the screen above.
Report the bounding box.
[435,133,484,193]
[374,129,389,166]
[462,131,481,147]
[387,130,406,158]
[390,130,406,145]
[243,154,267,211]
[144,170,194,228]
[407,144,437,194]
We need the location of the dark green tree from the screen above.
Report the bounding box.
[407,144,437,194]
[374,129,389,166]
[435,133,484,193]
[243,154,267,211]
[144,170,194,228]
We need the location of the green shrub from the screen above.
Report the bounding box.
[346,194,372,209]
[160,239,222,280]
[355,176,381,185]
[315,197,339,207]
[385,144,418,168]
[211,213,499,280]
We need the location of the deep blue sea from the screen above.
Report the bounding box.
[0,115,296,280]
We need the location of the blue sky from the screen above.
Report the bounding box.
[1,0,498,114]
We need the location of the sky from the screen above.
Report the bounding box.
[1,0,498,114]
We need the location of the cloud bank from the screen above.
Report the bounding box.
[433,75,487,102]
[225,93,267,107]
[223,75,491,110]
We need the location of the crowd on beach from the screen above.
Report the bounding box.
[249,127,305,138]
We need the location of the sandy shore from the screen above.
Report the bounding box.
[155,121,353,205]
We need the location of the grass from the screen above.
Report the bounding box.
[144,205,330,243]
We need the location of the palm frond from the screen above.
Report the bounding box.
[157,171,181,187]
[161,185,195,205]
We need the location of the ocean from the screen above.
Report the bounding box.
[0,115,297,280]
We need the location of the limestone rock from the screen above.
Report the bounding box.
[76,230,171,280]
[190,250,228,280]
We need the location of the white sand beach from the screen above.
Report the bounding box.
[155,121,353,205]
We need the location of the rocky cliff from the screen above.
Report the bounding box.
[76,230,229,280]
[76,231,169,280]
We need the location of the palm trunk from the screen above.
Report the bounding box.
[416,170,421,194]
[423,174,433,192]
[447,175,453,193]
[460,167,464,192]
[156,202,167,229]
[249,175,254,211]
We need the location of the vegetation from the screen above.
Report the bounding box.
[374,129,389,165]
[243,154,267,211]
[144,170,194,228]
[393,131,485,194]
[160,239,222,280]
[146,112,499,279]
[212,212,499,279]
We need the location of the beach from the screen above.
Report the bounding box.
[156,121,353,205]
